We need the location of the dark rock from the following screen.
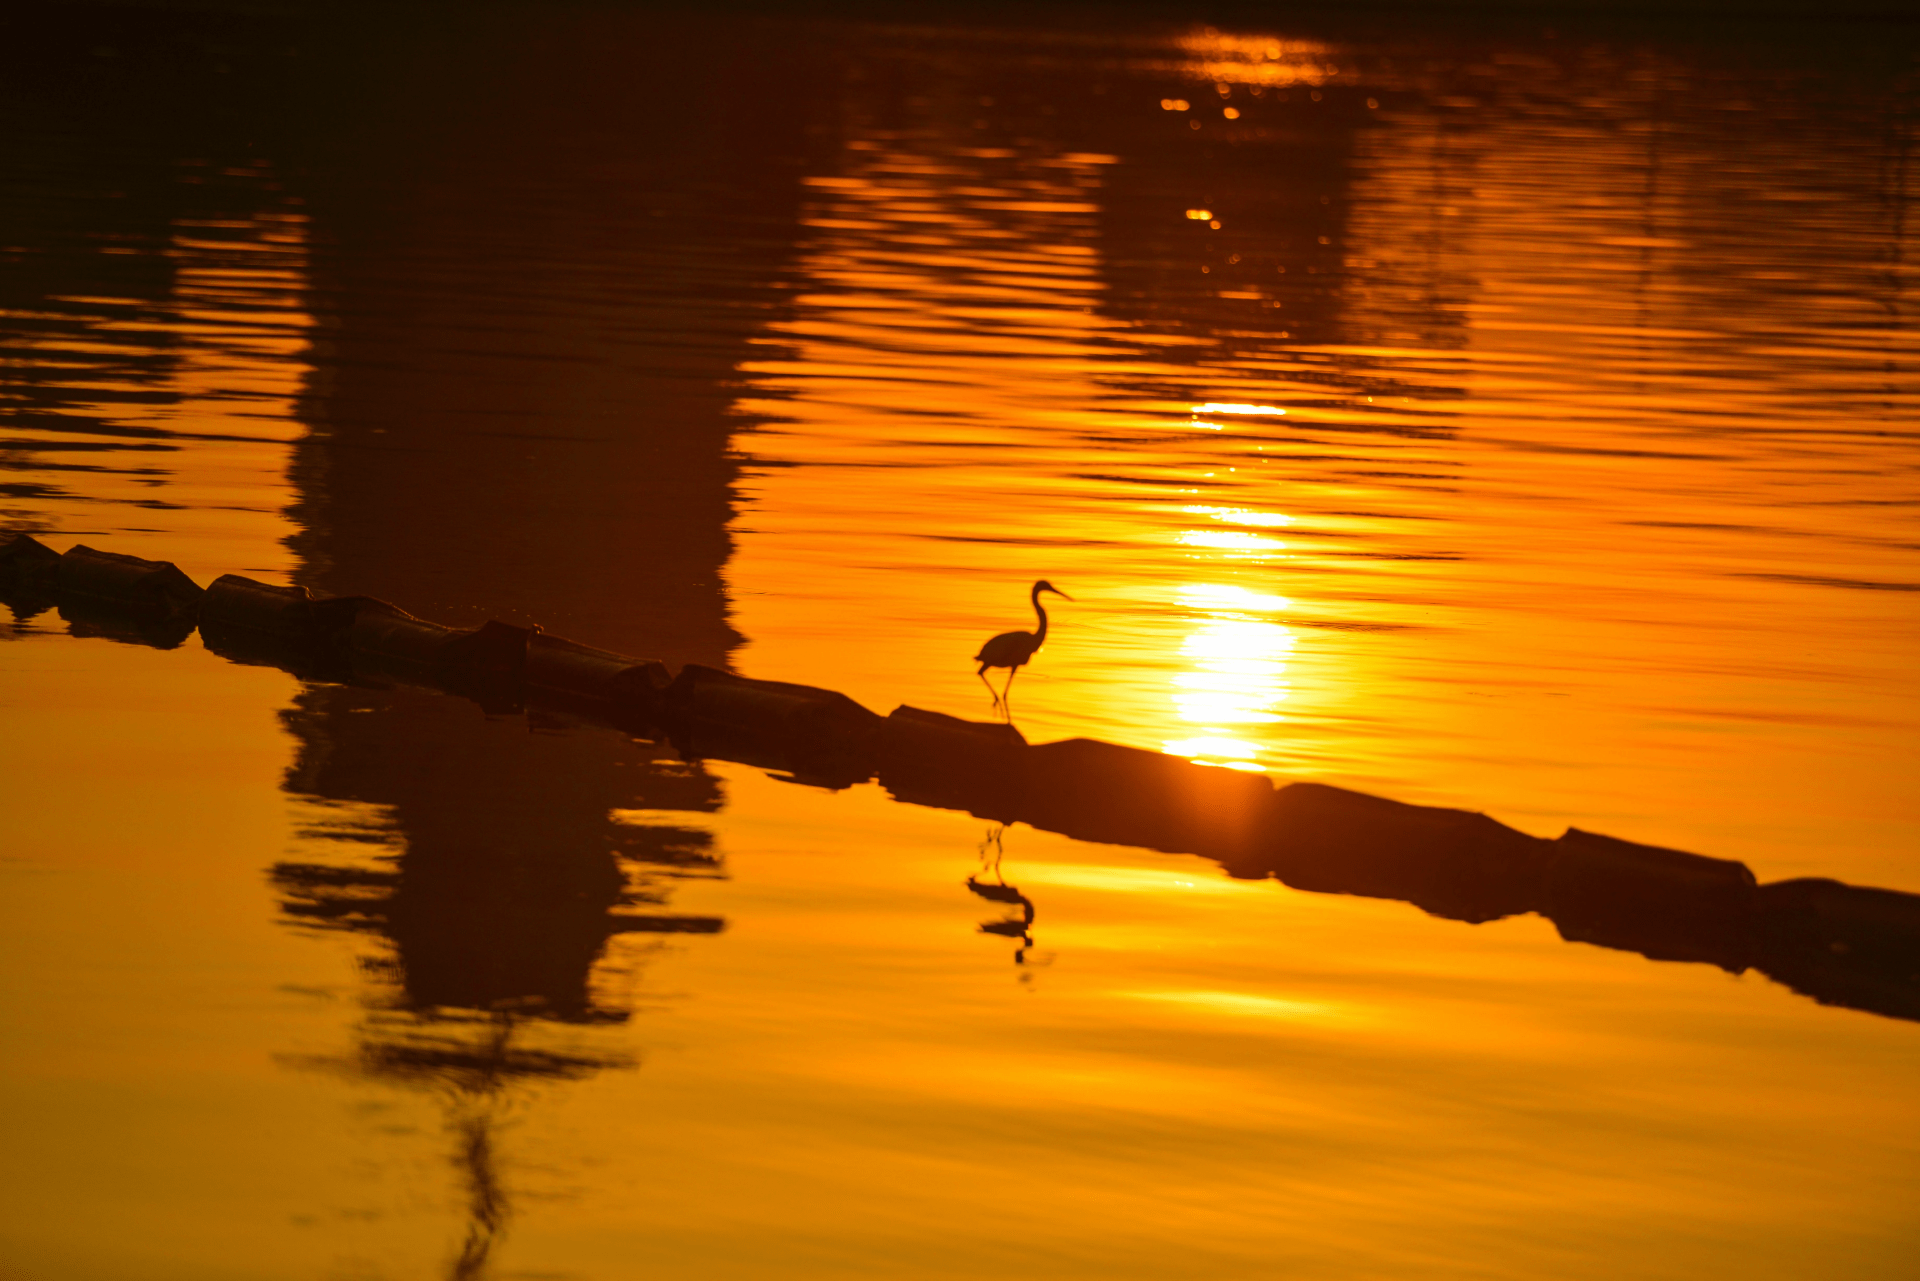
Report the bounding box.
[203,574,318,636]
[876,706,1027,819]
[1544,828,1756,970]
[56,593,198,650]
[665,664,881,787]
[339,599,533,711]
[199,622,346,683]
[0,533,61,596]
[1018,739,1274,861]
[1249,783,1552,923]
[1755,878,1920,1022]
[54,544,202,620]
[198,576,369,679]
[524,632,672,727]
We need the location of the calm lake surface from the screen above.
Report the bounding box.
[2,3,1917,1277]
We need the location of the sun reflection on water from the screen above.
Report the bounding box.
[1189,403,1287,431]
[1177,529,1286,551]
[1127,990,1363,1026]
[1178,31,1337,88]
[1193,403,1287,416]
[1182,506,1293,527]
[1165,584,1295,770]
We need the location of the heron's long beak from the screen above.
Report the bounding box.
[1046,587,1074,601]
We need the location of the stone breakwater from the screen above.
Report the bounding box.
[5,532,1917,1024]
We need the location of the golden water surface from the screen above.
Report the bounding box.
[1,7,1916,1279]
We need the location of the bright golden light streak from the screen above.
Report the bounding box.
[1182,505,1293,527]
[1126,990,1370,1026]
[1193,402,1286,415]
[1178,530,1283,550]
[1180,584,1292,612]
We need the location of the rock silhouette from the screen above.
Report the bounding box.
[7,532,1917,1026]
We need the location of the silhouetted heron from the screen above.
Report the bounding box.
[974,580,1072,711]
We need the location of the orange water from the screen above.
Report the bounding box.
[1,8,1916,1279]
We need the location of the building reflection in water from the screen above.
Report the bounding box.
[270,686,725,1277]
[0,5,311,571]
[260,9,820,1272]
[285,5,821,656]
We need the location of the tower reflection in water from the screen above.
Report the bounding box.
[261,8,818,1272]
[270,691,725,1278]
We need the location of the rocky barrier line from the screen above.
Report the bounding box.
[4,533,1917,1024]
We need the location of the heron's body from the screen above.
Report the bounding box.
[973,628,1043,672]
[974,580,1071,711]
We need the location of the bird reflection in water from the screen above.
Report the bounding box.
[973,580,1073,718]
[966,825,1049,980]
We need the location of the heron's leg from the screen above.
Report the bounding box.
[977,666,1002,708]
[1000,665,1020,717]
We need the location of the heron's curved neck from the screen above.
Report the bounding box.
[1030,585,1049,643]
